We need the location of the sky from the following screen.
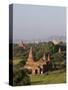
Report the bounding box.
[12,4,66,43]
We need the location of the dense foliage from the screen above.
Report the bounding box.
[13,65,31,86]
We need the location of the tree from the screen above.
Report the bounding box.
[13,66,31,86]
[51,52,66,70]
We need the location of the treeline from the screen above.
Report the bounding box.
[13,41,66,61]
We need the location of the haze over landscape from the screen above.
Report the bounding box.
[12,4,66,43]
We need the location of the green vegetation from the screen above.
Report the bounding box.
[12,41,66,86]
[30,70,66,85]
[13,64,31,86]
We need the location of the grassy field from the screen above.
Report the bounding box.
[12,59,66,85]
[30,70,66,85]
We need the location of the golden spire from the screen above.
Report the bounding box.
[28,47,33,58]
[27,47,34,62]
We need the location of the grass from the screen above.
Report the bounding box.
[12,59,66,85]
[30,70,66,85]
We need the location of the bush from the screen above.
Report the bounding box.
[13,67,31,86]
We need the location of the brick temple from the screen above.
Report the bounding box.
[24,47,51,75]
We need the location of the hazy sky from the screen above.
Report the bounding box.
[13,4,66,43]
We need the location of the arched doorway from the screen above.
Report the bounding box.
[40,68,43,74]
[35,69,38,74]
[43,64,47,73]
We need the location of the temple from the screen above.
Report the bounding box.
[24,47,50,75]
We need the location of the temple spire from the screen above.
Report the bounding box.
[27,47,34,62]
[42,53,46,61]
[28,47,33,58]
